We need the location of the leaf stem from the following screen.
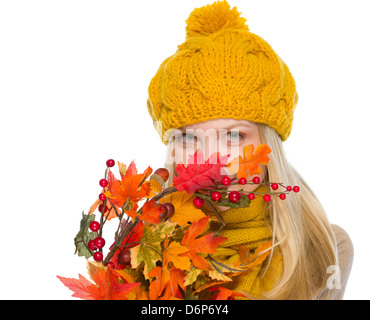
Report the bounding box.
[102,217,140,266]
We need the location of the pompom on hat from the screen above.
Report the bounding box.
[147,0,298,145]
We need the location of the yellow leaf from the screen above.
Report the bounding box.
[159,191,206,226]
[149,178,163,194]
[163,237,191,271]
[208,270,233,282]
[117,161,127,176]
[103,190,116,199]
[184,267,203,287]
[144,178,164,198]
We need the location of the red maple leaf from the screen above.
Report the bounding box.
[109,220,144,270]
[173,151,230,193]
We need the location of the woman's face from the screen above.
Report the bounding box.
[170,118,267,210]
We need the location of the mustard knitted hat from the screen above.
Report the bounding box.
[147,0,298,145]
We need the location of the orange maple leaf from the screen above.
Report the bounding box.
[148,265,185,300]
[88,197,122,220]
[238,240,273,270]
[57,261,141,300]
[226,144,271,179]
[180,216,227,271]
[107,160,152,207]
[114,268,148,300]
[140,199,166,224]
[88,187,121,220]
[209,286,247,300]
[124,199,165,224]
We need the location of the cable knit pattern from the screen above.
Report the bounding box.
[147,0,298,144]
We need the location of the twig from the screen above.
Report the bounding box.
[204,199,226,236]
[209,256,245,273]
[102,217,140,266]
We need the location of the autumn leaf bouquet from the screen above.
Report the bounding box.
[57,144,300,300]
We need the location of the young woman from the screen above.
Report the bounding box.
[146,0,353,299]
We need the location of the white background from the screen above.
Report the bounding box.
[1,0,369,300]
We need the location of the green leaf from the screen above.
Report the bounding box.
[194,192,239,208]
[184,286,199,300]
[184,267,203,286]
[74,211,97,259]
[214,200,240,208]
[238,195,251,208]
[130,221,176,278]
[194,191,251,209]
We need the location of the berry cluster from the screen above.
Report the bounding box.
[87,221,105,261]
[192,175,300,208]
[81,158,300,263]
[88,159,116,261]
[88,161,177,263]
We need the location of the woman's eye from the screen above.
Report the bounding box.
[227,131,243,141]
[179,133,196,143]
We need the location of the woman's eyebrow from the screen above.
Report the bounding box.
[226,121,251,129]
[179,121,251,132]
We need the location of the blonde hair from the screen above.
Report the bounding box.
[162,123,338,300]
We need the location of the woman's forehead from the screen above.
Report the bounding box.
[180,118,255,130]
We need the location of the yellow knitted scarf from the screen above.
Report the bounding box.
[201,185,283,299]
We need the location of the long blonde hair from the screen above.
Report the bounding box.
[162,123,338,300]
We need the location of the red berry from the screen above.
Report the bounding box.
[211,191,222,202]
[98,204,108,213]
[88,239,97,251]
[238,177,247,185]
[221,176,231,186]
[106,159,115,167]
[263,194,271,202]
[293,186,300,193]
[107,261,115,269]
[89,221,100,232]
[93,251,103,262]
[252,176,260,184]
[117,250,131,265]
[248,193,255,200]
[99,193,107,201]
[99,179,108,188]
[228,191,241,203]
[193,197,204,208]
[279,194,286,200]
[94,237,106,249]
[286,186,292,192]
[271,183,279,190]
